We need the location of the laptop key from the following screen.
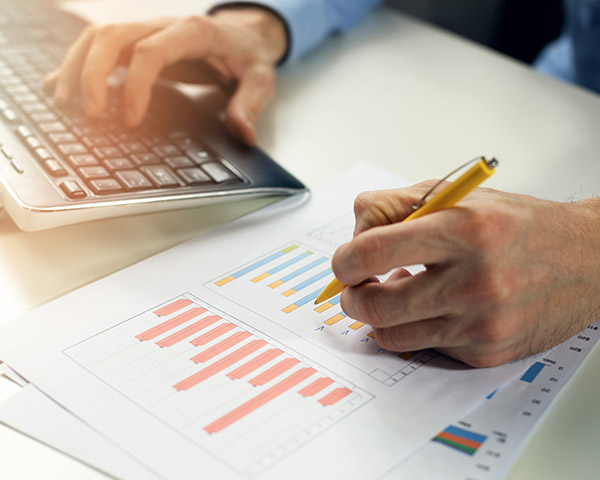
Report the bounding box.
[42,158,67,176]
[202,161,241,183]
[93,145,122,158]
[59,180,87,199]
[58,142,88,155]
[88,178,123,195]
[48,132,78,144]
[164,155,194,169]
[79,166,110,180]
[115,170,154,191]
[140,165,180,188]
[67,154,98,168]
[103,157,134,171]
[131,152,160,166]
[177,167,212,185]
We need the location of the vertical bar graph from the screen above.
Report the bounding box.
[65,294,371,476]
[520,362,546,383]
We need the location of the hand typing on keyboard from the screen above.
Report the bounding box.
[43,7,288,146]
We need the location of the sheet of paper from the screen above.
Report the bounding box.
[0,165,530,479]
[383,321,600,479]
[0,384,158,480]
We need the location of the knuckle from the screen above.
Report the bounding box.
[353,191,377,216]
[354,292,387,328]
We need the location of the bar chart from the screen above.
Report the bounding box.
[65,294,372,476]
[208,242,439,385]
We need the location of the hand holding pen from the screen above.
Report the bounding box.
[318,158,600,367]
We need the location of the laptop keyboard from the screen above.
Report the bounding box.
[0,2,245,201]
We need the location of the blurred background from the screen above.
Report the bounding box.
[387,0,563,64]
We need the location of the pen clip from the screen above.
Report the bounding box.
[413,156,498,210]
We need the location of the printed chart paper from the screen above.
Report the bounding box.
[0,165,530,479]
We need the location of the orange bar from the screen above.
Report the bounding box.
[298,377,334,397]
[318,387,353,406]
[190,323,236,346]
[156,315,221,347]
[436,431,482,450]
[268,279,284,289]
[215,275,235,286]
[136,307,206,341]
[349,321,365,330]
[227,348,283,379]
[249,358,300,386]
[282,304,299,314]
[251,272,270,283]
[173,340,266,390]
[314,302,333,313]
[191,331,252,363]
[204,367,316,434]
[324,313,345,326]
[153,298,193,317]
[282,289,296,297]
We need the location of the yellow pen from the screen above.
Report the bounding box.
[314,156,499,305]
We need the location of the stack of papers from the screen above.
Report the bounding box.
[0,165,597,479]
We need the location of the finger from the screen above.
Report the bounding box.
[225,64,275,145]
[372,315,460,352]
[122,18,219,126]
[52,26,95,106]
[42,69,58,93]
[340,269,454,328]
[352,182,445,236]
[79,21,170,117]
[332,214,452,286]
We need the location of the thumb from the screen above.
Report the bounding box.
[226,64,275,145]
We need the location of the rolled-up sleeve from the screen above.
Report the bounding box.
[210,0,382,65]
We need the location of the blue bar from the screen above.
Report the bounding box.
[486,388,498,399]
[444,426,487,444]
[294,288,322,307]
[280,257,327,282]
[520,362,546,383]
[231,247,293,278]
[267,251,311,274]
[290,268,332,292]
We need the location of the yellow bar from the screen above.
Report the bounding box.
[282,304,299,314]
[399,352,414,360]
[282,244,299,253]
[251,272,270,283]
[314,302,333,313]
[367,332,375,339]
[349,321,365,330]
[269,279,284,289]
[325,314,345,326]
[282,289,296,297]
[215,275,235,286]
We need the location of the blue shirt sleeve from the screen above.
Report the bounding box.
[211,0,382,65]
[535,0,600,94]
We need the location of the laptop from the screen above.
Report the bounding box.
[0,0,307,231]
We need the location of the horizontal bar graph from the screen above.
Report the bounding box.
[67,294,370,474]
[432,425,487,455]
[520,362,546,383]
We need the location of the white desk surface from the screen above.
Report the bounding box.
[1,2,600,478]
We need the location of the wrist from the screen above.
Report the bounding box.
[211,6,288,64]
